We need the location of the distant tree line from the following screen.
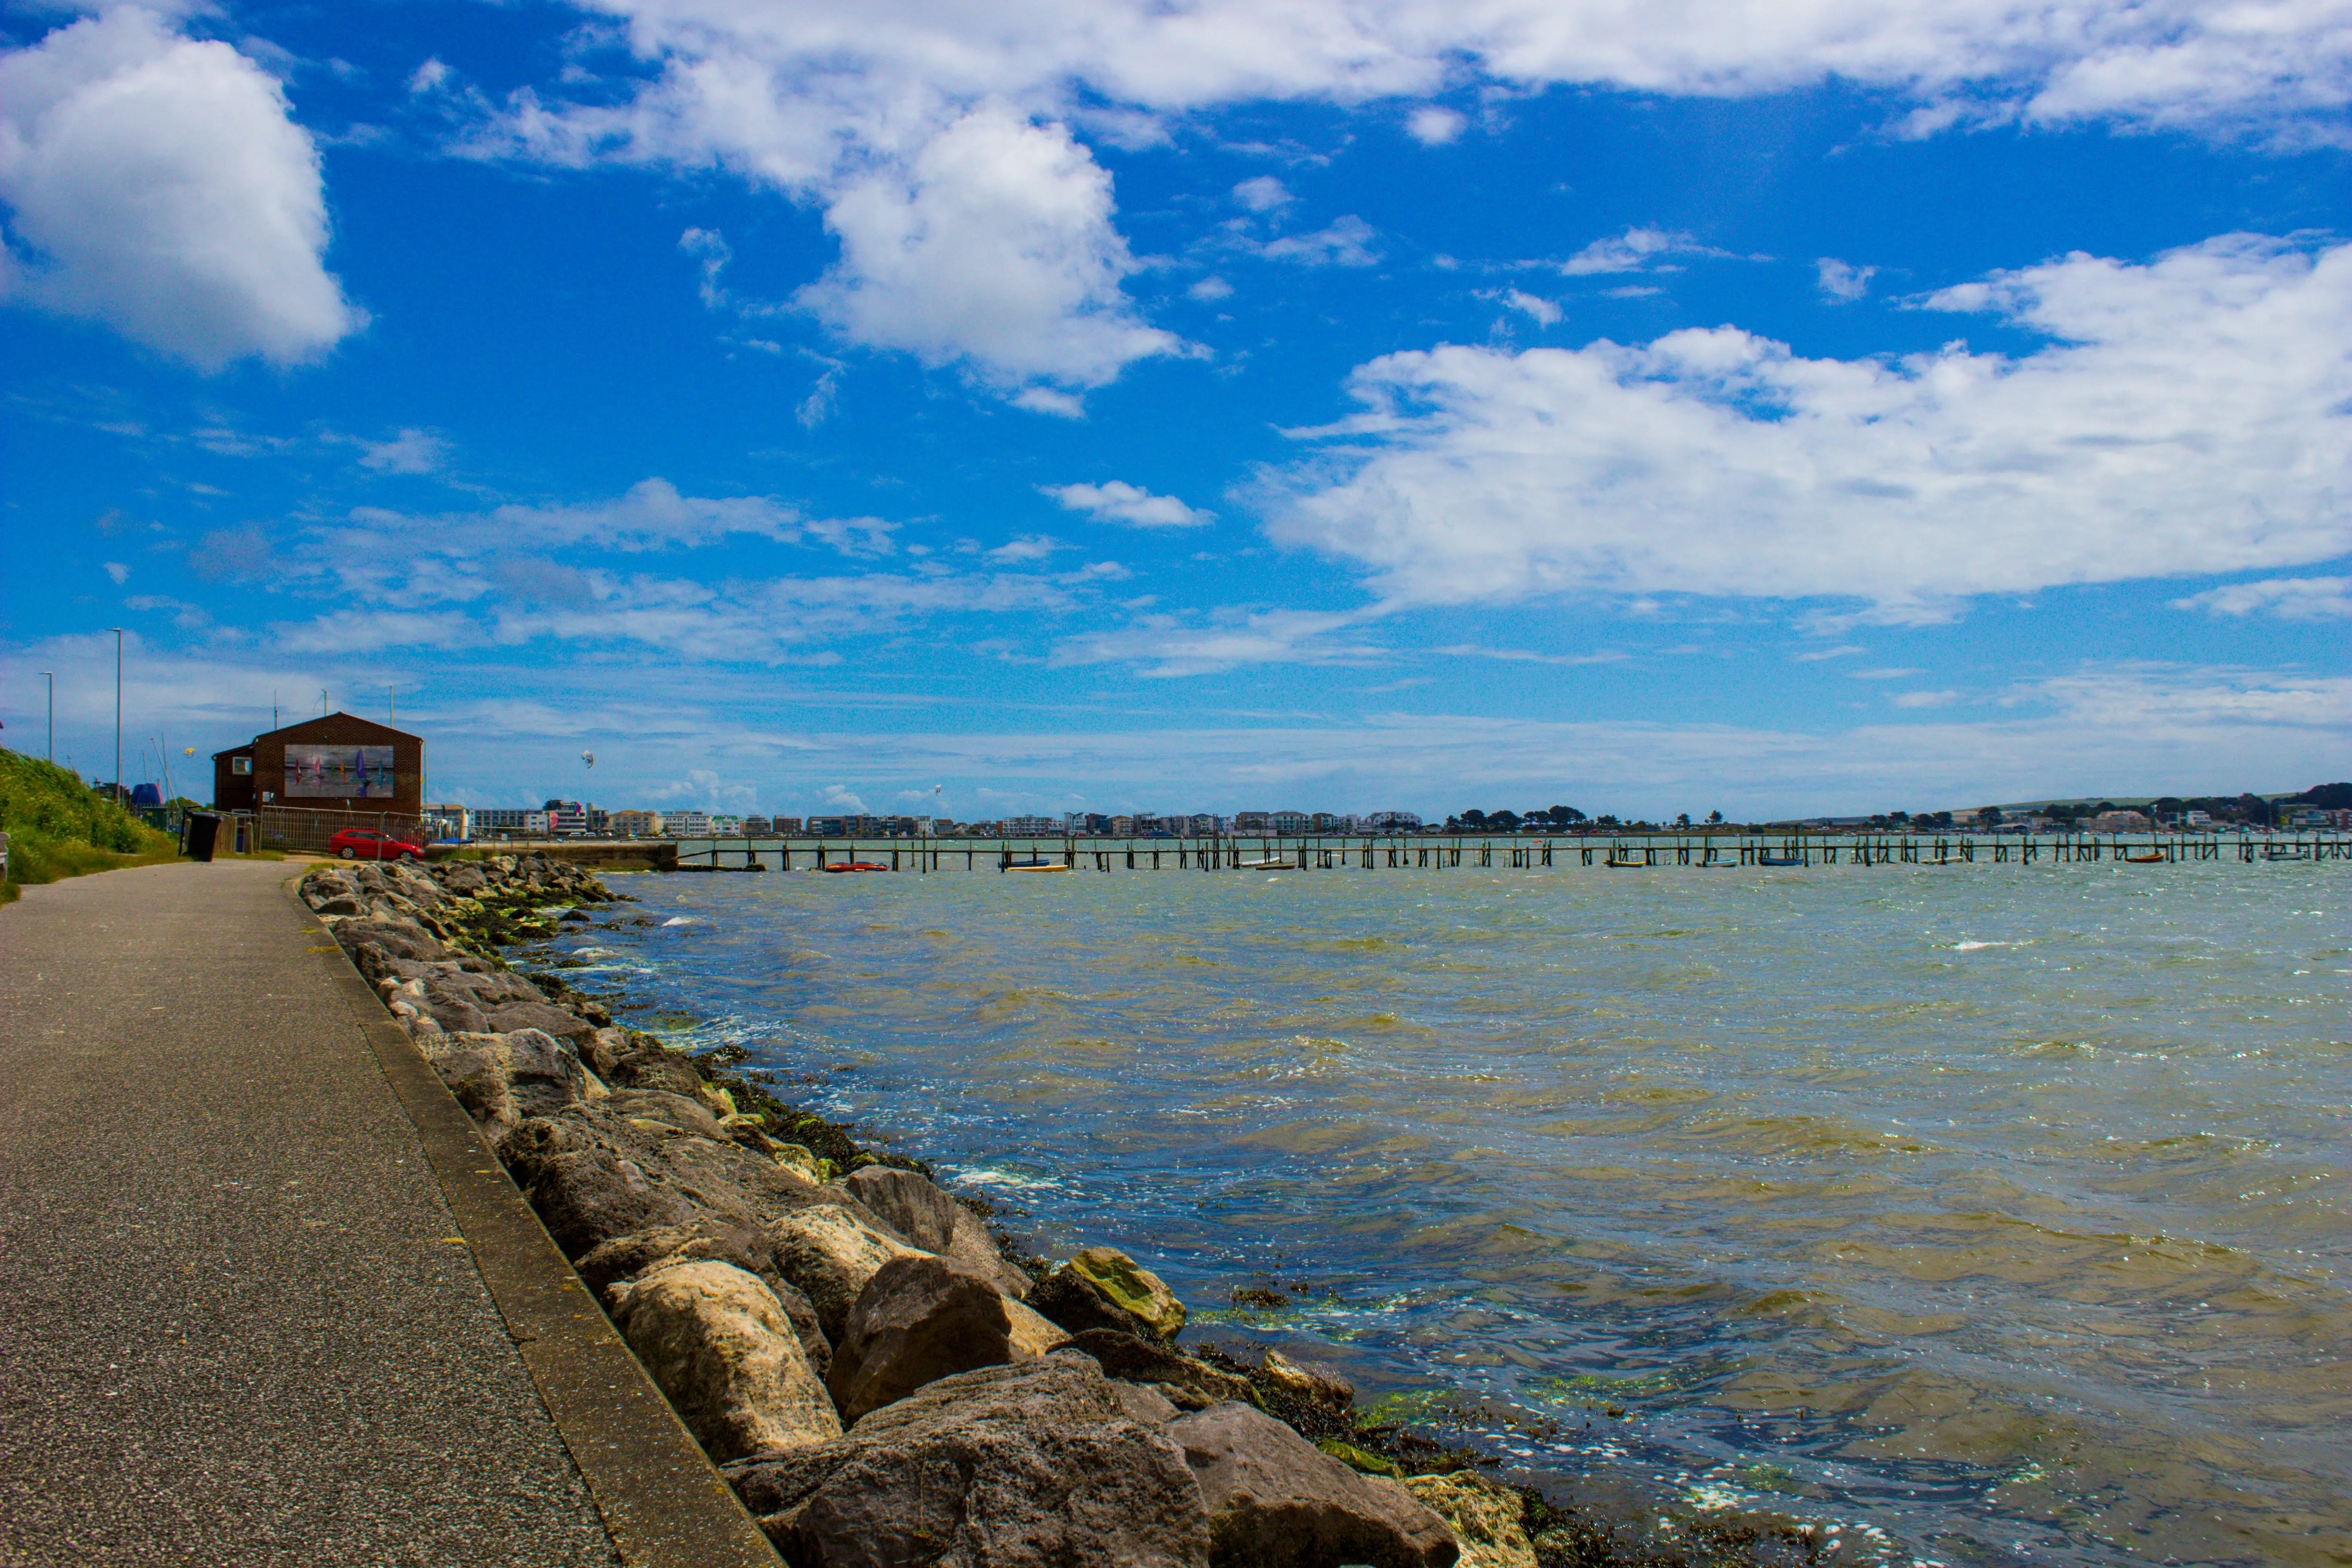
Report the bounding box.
[1428,784,2345,836]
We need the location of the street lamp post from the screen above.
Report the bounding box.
[110,629,123,800]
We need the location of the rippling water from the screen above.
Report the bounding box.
[551,856,2349,1567]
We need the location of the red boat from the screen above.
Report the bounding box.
[821,861,890,873]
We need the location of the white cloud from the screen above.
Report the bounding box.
[1263,234,2352,612]
[1044,480,1214,528]
[2172,575,2352,619]
[104,561,130,584]
[1232,175,1293,211]
[1891,688,1962,707]
[1558,226,1717,275]
[986,534,1062,563]
[1406,104,1467,144]
[439,0,2352,402]
[1188,274,1235,301]
[1257,214,1380,267]
[345,478,895,559]
[679,225,732,308]
[1501,289,1560,325]
[794,107,1182,393]
[1050,608,1380,676]
[0,6,361,369]
[1010,386,1088,417]
[1817,257,1877,300]
[356,427,451,474]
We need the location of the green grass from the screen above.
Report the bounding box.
[0,746,188,904]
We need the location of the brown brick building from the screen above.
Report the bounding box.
[213,713,424,821]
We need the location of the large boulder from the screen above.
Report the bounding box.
[1029,1245,1187,1343]
[336,915,448,968]
[1165,1401,1459,1568]
[1405,1473,1532,1568]
[828,1256,1035,1425]
[725,1356,1211,1568]
[843,1165,959,1251]
[1050,1329,1257,1412]
[843,1165,1032,1296]
[419,1029,594,1140]
[768,1205,930,1343]
[608,1259,842,1461]
[502,1119,706,1258]
[576,1219,831,1378]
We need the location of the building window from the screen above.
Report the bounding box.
[232,756,253,775]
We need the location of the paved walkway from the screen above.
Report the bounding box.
[0,860,768,1567]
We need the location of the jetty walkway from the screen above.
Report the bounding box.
[0,860,776,1567]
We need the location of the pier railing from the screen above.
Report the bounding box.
[662,830,2348,874]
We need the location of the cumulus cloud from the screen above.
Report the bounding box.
[1044,480,1214,528]
[1257,214,1380,266]
[0,6,361,369]
[1406,104,1467,144]
[2171,575,2352,619]
[356,427,451,474]
[1232,175,1293,211]
[794,108,1181,392]
[1501,289,1560,325]
[1817,257,1877,300]
[439,0,2352,400]
[1261,234,2352,612]
[1558,226,1717,275]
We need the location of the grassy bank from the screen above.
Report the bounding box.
[0,747,186,904]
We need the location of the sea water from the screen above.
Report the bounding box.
[549,858,2348,1567]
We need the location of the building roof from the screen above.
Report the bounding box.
[216,712,418,760]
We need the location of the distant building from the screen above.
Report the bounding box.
[1002,814,1059,836]
[1367,810,1421,831]
[543,799,588,835]
[1268,810,1310,833]
[671,809,714,837]
[608,809,663,837]
[2082,810,2151,833]
[1108,815,1136,836]
[423,803,470,841]
[769,817,804,834]
[475,807,532,837]
[1233,811,1269,831]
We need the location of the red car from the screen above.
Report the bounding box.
[328,827,426,862]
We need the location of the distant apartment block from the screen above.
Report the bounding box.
[608,809,663,837]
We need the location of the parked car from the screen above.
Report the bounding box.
[327,827,426,862]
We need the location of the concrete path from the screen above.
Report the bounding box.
[0,860,770,1567]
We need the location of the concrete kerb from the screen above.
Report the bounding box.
[284,872,781,1568]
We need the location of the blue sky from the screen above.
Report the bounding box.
[4,0,2347,821]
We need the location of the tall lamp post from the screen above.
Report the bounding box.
[110,629,123,800]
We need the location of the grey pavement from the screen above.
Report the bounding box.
[0,860,760,1567]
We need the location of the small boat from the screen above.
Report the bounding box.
[1603,856,1648,868]
[1237,858,1299,870]
[2122,851,2166,864]
[1005,862,1071,874]
[821,860,890,873]
[1757,855,1803,867]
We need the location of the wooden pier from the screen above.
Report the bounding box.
[666,830,2350,874]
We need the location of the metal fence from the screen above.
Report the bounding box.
[260,804,426,853]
